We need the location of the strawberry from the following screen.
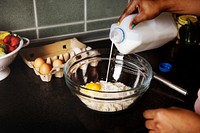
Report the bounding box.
[3,35,11,44]
[7,44,15,52]
[10,36,20,47]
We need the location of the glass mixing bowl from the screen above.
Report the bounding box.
[64,48,153,112]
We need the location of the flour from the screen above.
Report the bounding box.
[79,80,139,112]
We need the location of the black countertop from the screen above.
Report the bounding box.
[0,39,200,133]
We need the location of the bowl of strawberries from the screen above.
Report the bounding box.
[0,31,30,81]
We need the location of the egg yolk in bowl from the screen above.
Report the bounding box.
[84,82,101,91]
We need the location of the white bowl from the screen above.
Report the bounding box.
[0,33,30,80]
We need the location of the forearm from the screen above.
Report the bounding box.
[161,0,200,16]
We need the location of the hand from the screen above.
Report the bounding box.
[143,107,200,133]
[118,0,200,28]
[118,0,163,28]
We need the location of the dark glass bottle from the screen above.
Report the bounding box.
[178,15,199,47]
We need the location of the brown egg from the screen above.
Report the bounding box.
[34,57,45,68]
[39,63,52,75]
[52,59,63,67]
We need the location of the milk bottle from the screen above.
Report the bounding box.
[109,12,178,54]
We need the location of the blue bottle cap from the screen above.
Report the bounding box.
[159,62,172,72]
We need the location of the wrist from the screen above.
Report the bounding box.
[158,0,175,12]
[158,0,167,12]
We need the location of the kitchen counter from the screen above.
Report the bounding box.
[0,39,200,133]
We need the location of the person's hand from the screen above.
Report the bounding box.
[118,0,165,28]
[143,107,200,133]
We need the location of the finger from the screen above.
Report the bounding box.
[118,0,138,23]
[118,7,136,24]
[143,109,157,119]
[131,11,147,25]
[149,130,157,133]
[145,120,155,130]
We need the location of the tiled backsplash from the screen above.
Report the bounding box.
[0,0,128,42]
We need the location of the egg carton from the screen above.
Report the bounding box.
[20,38,91,82]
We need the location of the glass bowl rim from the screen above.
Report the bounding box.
[64,48,153,94]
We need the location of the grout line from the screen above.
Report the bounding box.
[84,0,87,32]
[83,37,109,43]
[30,28,110,42]
[87,16,119,23]
[33,0,39,39]
[12,27,37,32]
[12,21,84,32]
[12,16,119,33]
[84,27,110,32]
[36,21,85,30]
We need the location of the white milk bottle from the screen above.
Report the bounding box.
[109,12,178,54]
